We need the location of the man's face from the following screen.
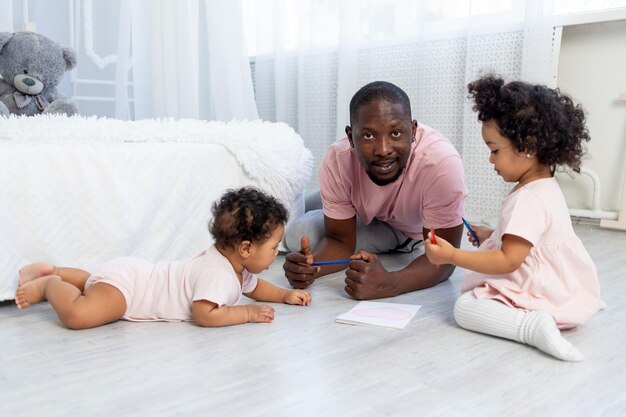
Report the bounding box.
[346,100,417,186]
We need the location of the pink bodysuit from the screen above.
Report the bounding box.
[84,245,258,321]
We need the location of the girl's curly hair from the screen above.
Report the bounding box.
[209,187,288,249]
[467,74,590,173]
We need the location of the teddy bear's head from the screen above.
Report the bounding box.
[0,31,77,96]
[0,31,78,117]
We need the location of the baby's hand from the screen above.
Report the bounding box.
[284,289,311,306]
[246,304,275,323]
[424,231,455,265]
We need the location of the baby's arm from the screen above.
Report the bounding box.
[425,232,532,275]
[245,279,311,306]
[192,299,274,327]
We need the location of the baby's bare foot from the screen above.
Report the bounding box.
[15,275,57,309]
[18,263,55,286]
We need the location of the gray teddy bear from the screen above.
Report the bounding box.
[0,31,78,117]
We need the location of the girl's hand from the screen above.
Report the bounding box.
[424,231,456,265]
[467,224,494,247]
[246,304,275,323]
[283,289,311,306]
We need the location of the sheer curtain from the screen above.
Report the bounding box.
[245,0,558,222]
[0,0,13,31]
[116,0,257,121]
[117,0,201,120]
[67,0,257,121]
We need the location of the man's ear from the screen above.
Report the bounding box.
[238,241,252,259]
[411,120,418,142]
[345,126,354,148]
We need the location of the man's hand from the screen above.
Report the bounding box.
[283,236,319,289]
[344,250,398,300]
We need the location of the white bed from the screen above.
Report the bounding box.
[0,115,313,301]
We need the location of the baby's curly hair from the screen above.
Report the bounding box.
[209,187,288,249]
[467,74,590,173]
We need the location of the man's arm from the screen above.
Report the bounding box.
[345,223,463,300]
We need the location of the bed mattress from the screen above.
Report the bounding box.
[0,115,312,300]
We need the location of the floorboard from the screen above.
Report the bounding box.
[1,224,625,416]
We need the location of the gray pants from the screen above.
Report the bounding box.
[284,189,421,253]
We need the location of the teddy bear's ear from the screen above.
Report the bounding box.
[62,47,78,71]
[0,32,14,52]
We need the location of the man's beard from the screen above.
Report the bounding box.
[366,166,405,186]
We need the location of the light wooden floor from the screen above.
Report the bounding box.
[1,223,625,416]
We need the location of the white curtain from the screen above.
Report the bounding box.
[68,0,257,121]
[113,0,257,121]
[204,0,258,121]
[120,0,201,120]
[246,0,558,222]
[0,0,13,31]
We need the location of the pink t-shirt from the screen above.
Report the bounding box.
[319,123,467,240]
[85,245,258,322]
[462,178,602,328]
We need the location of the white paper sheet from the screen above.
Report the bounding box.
[336,301,422,330]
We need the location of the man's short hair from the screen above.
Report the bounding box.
[349,81,412,125]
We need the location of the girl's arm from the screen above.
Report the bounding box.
[245,279,311,305]
[192,299,274,327]
[425,232,532,275]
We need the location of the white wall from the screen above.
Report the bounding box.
[556,20,626,213]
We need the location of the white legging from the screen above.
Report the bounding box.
[453,291,584,361]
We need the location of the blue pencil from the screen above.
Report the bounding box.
[462,217,480,247]
[311,259,352,266]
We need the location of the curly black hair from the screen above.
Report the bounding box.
[349,81,412,125]
[467,74,590,173]
[209,187,288,249]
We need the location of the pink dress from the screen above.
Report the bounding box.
[319,123,467,241]
[84,245,258,322]
[462,178,602,328]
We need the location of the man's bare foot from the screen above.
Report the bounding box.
[15,275,57,309]
[18,263,55,286]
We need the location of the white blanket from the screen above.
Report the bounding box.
[0,115,313,300]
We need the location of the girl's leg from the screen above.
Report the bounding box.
[19,263,91,291]
[15,276,126,330]
[454,291,584,362]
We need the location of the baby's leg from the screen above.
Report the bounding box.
[19,263,55,286]
[19,263,91,291]
[454,291,584,362]
[15,277,126,330]
[51,267,91,291]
